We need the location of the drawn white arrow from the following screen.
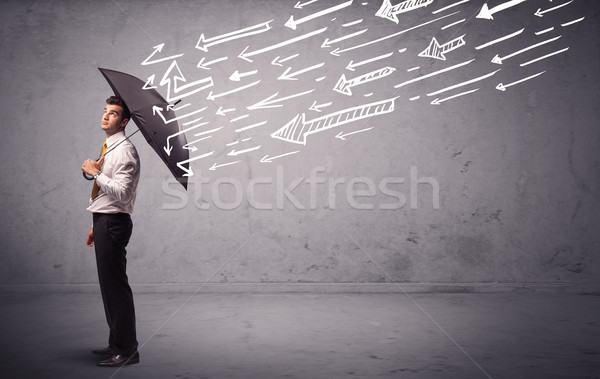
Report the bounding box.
[182,135,212,153]
[346,52,393,71]
[285,0,353,30]
[239,27,327,62]
[496,70,546,91]
[141,43,184,66]
[216,106,236,116]
[271,97,397,145]
[333,66,396,96]
[431,88,480,105]
[376,0,435,24]
[330,11,457,56]
[321,29,367,48]
[195,20,273,52]
[260,151,301,163]
[209,160,241,171]
[142,74,157,90]
[309,100,333,112]
[295,0,319,9]
[271,54,299,66]
[206,80,261,101]
[535,0,572,17]
[197,56,228,70]
[152,105,207,124]
[159,61,214,102]
[177,151,214,177]
[247,89,315,110]
[227,145,262,156]
[418,35,465,61]
[278,63,324,80]
[163,121,209,156]
[491,35,561,64]
[335,127,373,140]
[229,69,258,81]
[476,0,527,20]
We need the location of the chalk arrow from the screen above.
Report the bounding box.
[247,89,315,110]
[209,160,241,171]
[309,100,333,112]
[431,88,480,105]
[152,105,207,125]
[182,135,212,153]
[163,121,209,156]
[535,0,572,17]
[376,0,435,24]
[321,28,367,48]
[496,70,546,91]
[195,20,273,52]
[216,106,236,116]
[229,69,258,81]
[285,0,352,30]
[278,63,324,80]
[197,56,228,70]
[141,43,184,65]
[239,27,327,62]
[418,35,465,61]
[143,74,157,90]
[333,66,396,96]
[271,97,397,145]
[206,80,261,101]
[295,0,319,9]
[260,151,301,163]
[491,35,561,64]
[346,52,393,71]
[335,127,373,140]
[177,151,214,177]
[271,54,299,66]
[476,0,527,20]
[159,61,214,102]
[227,145,262,157]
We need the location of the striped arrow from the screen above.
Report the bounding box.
[333,66,396,96]
[285,0,353,30]
[418,35,465,61]
[376,0,435,24]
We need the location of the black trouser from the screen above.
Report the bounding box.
[93,212,138,355]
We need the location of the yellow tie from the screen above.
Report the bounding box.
[91,141,108,200]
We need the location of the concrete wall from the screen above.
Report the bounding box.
[0,0,598,287]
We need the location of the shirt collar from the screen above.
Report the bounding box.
[106,131,126,149]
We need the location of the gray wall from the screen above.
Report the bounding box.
[1,0,598,286]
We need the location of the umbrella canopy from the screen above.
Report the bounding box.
[99,67,189,190]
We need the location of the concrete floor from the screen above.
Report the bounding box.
[0,292,598,379]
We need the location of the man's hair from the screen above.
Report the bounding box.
[106,96,131,121]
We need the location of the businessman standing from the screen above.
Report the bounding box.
[81,95,141,367]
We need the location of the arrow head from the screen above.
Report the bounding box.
[431,98,441,105]
[206,91,215,101]
[227,149,237,157]
[330,48,342,57]
[195,34,208,52]
[534,8,543,17]
[335,132,346,140]
[152,105,162,115]
[278,67,297,81]
[229,70,241,81]
[496,83,506,91]
[153,43,165,52]
[238,46,252,62]
[491,54,503,64]
[260,155,272,163]
[271,56,283,66]
[418,37,445,60]
[321,38,331,49]
[476,3,494,20]
[285,16,297,30]
[163,145,173,156]
[294,1,303,9]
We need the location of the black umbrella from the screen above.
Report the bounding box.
[88,68,190,190]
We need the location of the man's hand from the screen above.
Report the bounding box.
[86,227,94,247]
[82,156,104,177]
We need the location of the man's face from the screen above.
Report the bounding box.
[101,104,128,136]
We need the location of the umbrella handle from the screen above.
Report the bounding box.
[83,172,94,180]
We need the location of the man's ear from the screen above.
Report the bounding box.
[120,118,130,129]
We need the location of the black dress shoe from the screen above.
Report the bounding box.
[97,351,140,367]
[92,347,116,356]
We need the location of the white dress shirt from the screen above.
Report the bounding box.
[87,131,140,214]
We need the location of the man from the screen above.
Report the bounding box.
[81,95,141,367]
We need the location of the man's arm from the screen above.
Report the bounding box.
[86,227,94,247]
[95,148,139,203]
